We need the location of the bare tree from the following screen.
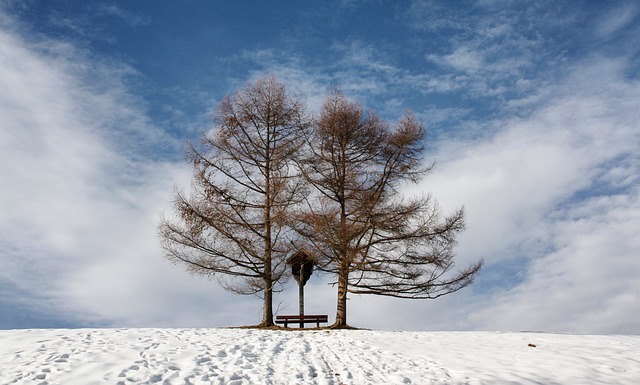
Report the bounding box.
[159,75,308,327]
[295,91,482,328]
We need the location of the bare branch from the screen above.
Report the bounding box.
[159,75,309,326]
[295,91,482,327]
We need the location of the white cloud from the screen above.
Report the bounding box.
[595,3,639,39]
[417,2,552,101]
[396,56,640,333]
[468,189,640,334]
[440,47,485,73]
[97,4,150,27]
[0,13,249,327]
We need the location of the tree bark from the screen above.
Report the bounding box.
[262,275,274,326]
[333,261,349,328]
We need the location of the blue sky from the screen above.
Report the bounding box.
[1,0,639,333]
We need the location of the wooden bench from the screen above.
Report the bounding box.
[275,314,328,328]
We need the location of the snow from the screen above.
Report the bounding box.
[1,329,639,384]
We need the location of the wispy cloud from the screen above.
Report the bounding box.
[595,3,639,38]
[97,4,150,27]
[0,12,252,327]
[406,55,640,333]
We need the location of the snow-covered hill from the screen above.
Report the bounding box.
[1,328,638,384]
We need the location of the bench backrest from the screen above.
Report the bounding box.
[276,315,328,321]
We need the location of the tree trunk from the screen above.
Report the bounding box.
[334,262,349,328]
[263,139,274,328]
[261,217,274,327]
[262,276,274,327]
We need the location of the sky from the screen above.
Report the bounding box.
[0,0,639,334]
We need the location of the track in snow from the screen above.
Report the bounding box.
[2,328,639,384]
[0,328,451,385]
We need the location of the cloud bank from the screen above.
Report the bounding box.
[0,12,257,328]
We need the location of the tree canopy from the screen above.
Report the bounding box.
[159,75,308,326]
[160,77,482,328]
[294,91,482,327]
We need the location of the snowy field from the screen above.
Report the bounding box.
[1,328,639,385]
